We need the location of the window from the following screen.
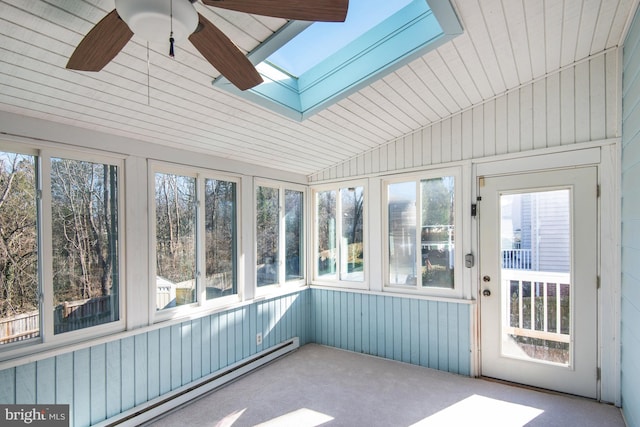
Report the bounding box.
[152,165,239,315]
[255,182,305,289]
[0,151,39,345]
[215,0,462,121]
[313,183,365,286]
[154,172,197,309]
[51,157,120,334]
[385,169,460,294]
[204,179,237,300]
[0,145,122,350]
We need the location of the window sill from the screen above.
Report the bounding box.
[0,288,310,371]
[310,284,475,304]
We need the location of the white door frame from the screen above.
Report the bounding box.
[471,142,620,404]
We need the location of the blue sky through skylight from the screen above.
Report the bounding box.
[266,0,414,77]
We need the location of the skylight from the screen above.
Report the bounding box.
[266,0,414,77]
[213,0,462,121]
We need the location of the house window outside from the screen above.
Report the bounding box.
[153,165,239,314]
[256,182,305,289]
[313,183,365,286]
[386,172,457,293]
[0,146,123,349]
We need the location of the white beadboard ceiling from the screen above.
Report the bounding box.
[0,0,636,177]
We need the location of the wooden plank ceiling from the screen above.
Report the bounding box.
[0,0,635,176]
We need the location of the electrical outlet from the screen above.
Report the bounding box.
[256,332,263,345]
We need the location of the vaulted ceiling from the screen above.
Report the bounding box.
[0,0,636,177]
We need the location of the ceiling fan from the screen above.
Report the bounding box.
[66,0,349,91]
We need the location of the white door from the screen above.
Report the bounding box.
[479,167,598,398]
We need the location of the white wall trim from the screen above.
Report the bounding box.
[599,142,622,405]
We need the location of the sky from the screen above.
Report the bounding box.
[267,0,414,77]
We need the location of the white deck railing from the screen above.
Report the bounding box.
[502,270,570,343]
[501,248,532,270]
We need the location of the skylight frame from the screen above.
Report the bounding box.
[212,0,462,122]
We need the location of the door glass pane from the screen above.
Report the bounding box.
[256,186,279,287]
[500,190,571,365]
[155,173,196,310]
[205,179,236,300]
[285,189,304,281]
[0,152,39,344]
[316,190,336,279]
[52,158,120,331]
[340,187,364,282]
[388,181,416,285]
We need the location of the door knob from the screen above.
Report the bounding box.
[482,289,491,297]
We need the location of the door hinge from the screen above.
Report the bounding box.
[597,367,601,381]
[597,275,601,289]
[597,184,600,198]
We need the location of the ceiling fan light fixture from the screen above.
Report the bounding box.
[114,0,198,42]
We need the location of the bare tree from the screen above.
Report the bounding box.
[0,153,37,318]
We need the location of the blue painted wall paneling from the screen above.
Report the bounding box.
[0,288,472,426]
[0,291,309,427]
[622,6,640,426]
[309,289,471,376]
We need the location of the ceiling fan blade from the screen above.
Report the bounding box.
[189,14,263,91]
[202,0,348,22]
[66,10,133,71]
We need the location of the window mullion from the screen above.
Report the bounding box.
[279,187,286,285]
[415,180,422,289]
[336,188,343,282]
[39,152,54,342]
[196,175,205,304]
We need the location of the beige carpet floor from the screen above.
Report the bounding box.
[146,344,625,427]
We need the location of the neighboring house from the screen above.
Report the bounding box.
[502,191,570,272]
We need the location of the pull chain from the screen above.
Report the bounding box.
[169,0,175,58]
[147,42,151,105]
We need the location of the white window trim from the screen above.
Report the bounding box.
[382,166,463,298]
[310,179,368,290]
[149,161,242,323]
[0,143,126,361]
[254,179,307,297]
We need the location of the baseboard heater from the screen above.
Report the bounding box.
[96,337,300,427]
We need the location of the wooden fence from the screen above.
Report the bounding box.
[1,295,114,343]
[0,310,39,344]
